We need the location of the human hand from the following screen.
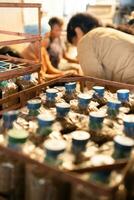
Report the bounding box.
[62,69,78,76]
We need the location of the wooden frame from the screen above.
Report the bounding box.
[0,76,134,199]
[0,74,133,198]
[0,2,42,81]
[0,74,134,114]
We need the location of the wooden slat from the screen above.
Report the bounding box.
[0,3,41,8]
[0,30,40,38]
[0,75,67,105]
[0,36,41,46]
[70,160,127,173]
[0,74,134,110]
[58,75,134,90]
[0,64,40,81]
[0,145,125,196]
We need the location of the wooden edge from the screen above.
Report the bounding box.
[58,75,134,90]
[70,160,127,173]
[0,145,122,195]
[0,3,41,8]
[0,75,68,105]
[0,74,134,108]
[0,64,40,81]
[0,36,42,46]
[0,30,41,38]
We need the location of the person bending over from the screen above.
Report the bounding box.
[67,13,134,84]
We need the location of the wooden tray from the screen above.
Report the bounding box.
[0,74,134,114]
[0,2,42,81]
[0,144,132,198]
[0,75,133,198]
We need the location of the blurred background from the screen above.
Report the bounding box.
[0,0,134,33]
[0,0,134,53]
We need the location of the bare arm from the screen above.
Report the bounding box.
[63,51,78,64]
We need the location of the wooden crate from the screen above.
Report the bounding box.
[0,75,133,198]
[0,74,134,114]
[0,3,42,111]
[0,3,42,81]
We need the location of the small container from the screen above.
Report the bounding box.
[65,82,76,93]
[37,114,55,136]
[27,99,41,117]
[64,82,77,103]
[0,154,25,200]
[0,80,18,109]
[56,102,70,118]
[71,131,90,153]
[38,114,55,128]
[107,100,121,118]
[46,88,58,99]
[89,111,105,131]
[78,93,91,114]
[3,110,18,130]
[22,74,31,81]
[89,155,114,183]
[8,128,29,151]
[46,88,58,107]
[93,86,105,97]
[117,89,130,102]
[44,139,66,166]
[0,161,15,194]
[113,135,134,159]
[55,103,76,134]
[16,75,34,90]
[25,164,55,200]
[123,115,134,138]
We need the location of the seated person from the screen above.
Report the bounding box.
[43,17,78,68]
[21,17,83,82]
[21,40,79,83]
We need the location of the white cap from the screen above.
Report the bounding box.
[44,139,66,151]
[72,131,90,141]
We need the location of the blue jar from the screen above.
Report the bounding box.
[65,82,76,93]
[93,86,105,97]
[46,88,58,107]
[8,128,28,151]
[123,115,134,138]
[117,89,130,102]
[3,110,18,129]
[46,88,58,101]
[72,131,90,153]
[22,74,31,81]
[89,111,105,131]
[44,139,66,166]
[107,100,121,118]
[56,102,70,118]
[37,114,55,136]
[78,93,91,111]
[113,135,134,159]
[27,99,41,116]
[90,155,114,183]
[64,82,77,103]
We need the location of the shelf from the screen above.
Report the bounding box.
[0,2,42,82]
